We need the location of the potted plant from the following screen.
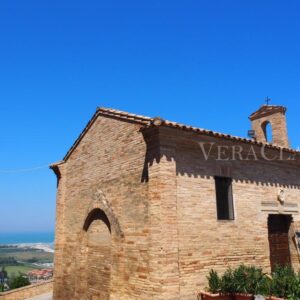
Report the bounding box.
[253,272,271,300]
[199,269,234,300]
[232,265,271,300]
[232,265,254,300]
[285,273,300,300]
[248,266,271,300]
[268,265,298,300]
[221,268,235,297]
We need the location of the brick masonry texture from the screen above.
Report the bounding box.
[250,105,289,148]
[51,106,300,300]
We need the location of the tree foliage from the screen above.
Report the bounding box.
[9,274,30,290]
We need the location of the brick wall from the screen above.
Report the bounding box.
[160,127,300,299]
[53,116,153,299]
[52,115,300,300]
[251,111,289,148]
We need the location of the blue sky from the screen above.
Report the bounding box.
[0,0,300,232]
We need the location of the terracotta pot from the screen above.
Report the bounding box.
[199,291,234,300]
[235,294,254,300]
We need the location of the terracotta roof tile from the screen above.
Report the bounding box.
[97,107,152,124]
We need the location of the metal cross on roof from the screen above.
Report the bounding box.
[265,96,271,105]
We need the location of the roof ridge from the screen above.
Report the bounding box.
[97,107,153,122]
[51,106,299,165]
[97,107,249,140]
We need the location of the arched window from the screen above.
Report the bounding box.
[262,121,273,143]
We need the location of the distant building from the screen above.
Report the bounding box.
[51,105,300,299]
[27,269,53,283]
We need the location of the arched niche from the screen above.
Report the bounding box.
[86,208,112,300]
[83,208,111,233]
[74,189,124,300]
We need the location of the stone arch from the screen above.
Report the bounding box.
[84,189,124,238]
[86,208,112,299]
[74,189,124,300]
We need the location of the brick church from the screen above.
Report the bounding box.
[51,104,300,300]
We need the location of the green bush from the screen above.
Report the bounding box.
[207,269,221,293]
[220,268,235,294]
[232,265,250,294]
[288,272,300,299]
[269,265,300,299]
[206,265,300,297]
[9,274,30,290]
[286,275,300,300]
[226,265,268,295]
[246,265,268,295]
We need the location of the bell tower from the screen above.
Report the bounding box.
[249,104,289,148]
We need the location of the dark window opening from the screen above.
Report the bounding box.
[215,176,234,220]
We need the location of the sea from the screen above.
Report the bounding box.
[0,231,54,245]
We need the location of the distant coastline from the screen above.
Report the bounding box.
[10,243,54,253]
[0,235,55,280]
[0,231,54,245]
